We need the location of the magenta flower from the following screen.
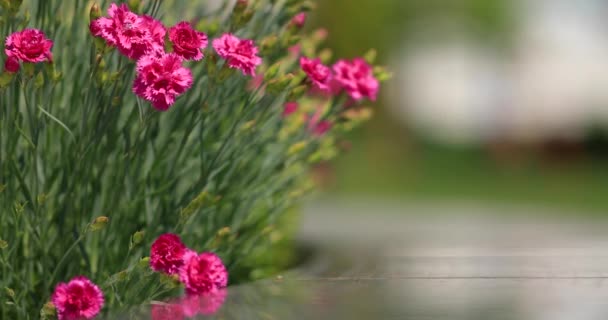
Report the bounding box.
[133,53,193,111]
[90,3,165,60]
[283,102,298,117]
[179,251,228,295]
[169,22,208,61]
[291,13,307,28]
[307,107,332,136]
[332,58,379,101]
[300,57,332,92]
[4,57,19,73]
[212,33,262,76]
[150,233,189,274]
[51,276,104,320]
[5,29,53,63]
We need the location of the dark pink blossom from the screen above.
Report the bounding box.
[169,22,208,61]
[307,108,332,136]
[51,276,104,320]
[4,29,53,63]
[300,57,332,91]
[150,233,188,274]
[332,58,379,101]
[291,13,307,28]
[133,53,193,111]
[212,33,262,76]
[4,57,19,73]
[90,3,165,60]
[179,251,228,295]
[283,102,298,117]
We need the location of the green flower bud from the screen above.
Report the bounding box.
[89,3,101,21]
[128,230,145,249]
[364,48,377,64]
[34,72,45,89]
[287,141,307,155]
[127,0,141,12]
[89,216,109,232]
[0,240,7,249]
[40,301,56,320]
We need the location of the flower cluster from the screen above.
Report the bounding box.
[300,56,379,102]
[90,3,261,111]
[150,233,228,294]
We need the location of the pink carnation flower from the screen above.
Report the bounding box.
[179,251,228,295]
[307,107,332,136]
[300,57,332,92]
[332,58,379,101]
[150,233,188,274]
[5,29,53,63]
[283,102,298,117]
[169,21,208,61]
[4,57,19,73]
[291,13,307,28]
[90,3,165,60]
[51,276,104,320]
[133,53,193,111]
[212,33,262,76]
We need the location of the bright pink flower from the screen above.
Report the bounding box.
[169,22,208,61]
[179,251,228,295]
[212,33,262,76]
[283,102,298,117]
[133,53,193,111]
[291,13,307,28]
[150,303,184,320]
[150,233,188,274]
[4,29,53,63]
[307,107,332,136]
[288,44,301,57]
[51,276,104,320]
[300,57,332,91]
[4,57,19,73]
[332,58,379,101]
[90,3,165,60]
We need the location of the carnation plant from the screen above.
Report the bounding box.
[0,0,388,318]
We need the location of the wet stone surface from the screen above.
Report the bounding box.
[121,201,608,319]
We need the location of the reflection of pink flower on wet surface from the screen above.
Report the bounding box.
[151,289,227,319]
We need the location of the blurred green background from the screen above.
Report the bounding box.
[312,0,608,213]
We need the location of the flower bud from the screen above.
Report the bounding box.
[288,84,307,101]
[40,301,56,320]
[34,72,45,89]
[89,3,101,21]
[373,66,393,82]
[260,35,278,55]
[89,216,109,232]
[127,0,141,12]
[364,48,377,64]
[264,62,281,81]
[0,72,15,89]
[287,141,307,155]
[131,230,145,247]
[5,287,15,299]
[0,239,7,249]
[138,257,150,269]
[4,57,19,73]
[268,73,294,94]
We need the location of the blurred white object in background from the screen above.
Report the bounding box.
[390,0,608,144]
